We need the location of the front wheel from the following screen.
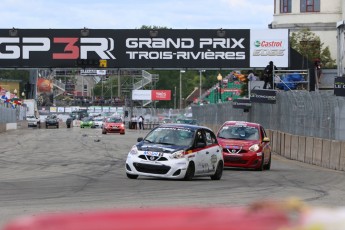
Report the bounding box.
[102,130,107,134]
[255,155,265,171]
[126,173,138,179]
[264,154,271,170]
[211,161,223,180]
[183,162,195,181]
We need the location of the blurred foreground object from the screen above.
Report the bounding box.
[2,206,291,230]
[3,198,345,230]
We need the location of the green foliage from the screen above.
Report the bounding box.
[290,28,336,68]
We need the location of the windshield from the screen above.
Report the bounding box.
[107,117,122,123]
[218,125,259,140]
[27,115,35,119]
[144,127,194,146]
[176,119,197,125]
[82,117,93,122]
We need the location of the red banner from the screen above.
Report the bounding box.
[151,90,171,101]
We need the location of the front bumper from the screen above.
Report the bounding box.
[126,154,188,179]
[223,152,262,169]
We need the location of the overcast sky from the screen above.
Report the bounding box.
[0,0,274,29]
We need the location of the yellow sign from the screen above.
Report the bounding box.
[99,59,107,68]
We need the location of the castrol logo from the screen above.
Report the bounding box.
[254,40,283,48]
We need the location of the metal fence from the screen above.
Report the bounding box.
[192,91,345,141]
[0,102,26,123]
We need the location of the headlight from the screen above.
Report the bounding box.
[170,150,185,159]
[129,145,138,155]
[249,144,260,152]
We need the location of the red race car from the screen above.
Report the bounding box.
[102,117,125,135]
[216,121,271,171]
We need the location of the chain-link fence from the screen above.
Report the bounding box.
[192,91,345,141]
[0,103,16,123]
[0,103,26,123]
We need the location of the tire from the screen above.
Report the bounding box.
[57,125,59,128]
[210,161,223,180]
[126,173,138,179]
[120,132,125,135]
[183,162,195,181]
[67,124,70,128]
[46,125,48,129]
[255,155,265,171]
[102,130,107,134]
[264,153,271,170]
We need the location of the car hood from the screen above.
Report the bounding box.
[137,142,185,153]
[217,138,260,149]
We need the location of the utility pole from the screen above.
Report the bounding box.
[179,70,185,110]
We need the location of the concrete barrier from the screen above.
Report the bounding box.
[280,132,285,157]
[284,133,291,159]
[6,123,17,130]
[272,130,278,153]
[297,136,306,162]
[330,140,341,170]
[0,123,6,133]
[312,138,322,166]
[340,142,345,171]
[305,137,314,164]
[321,139,331,168]
[290,135,299,160]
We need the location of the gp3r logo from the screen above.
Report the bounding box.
[0,37,116,60]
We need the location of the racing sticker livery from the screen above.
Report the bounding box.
[125,124,224,180]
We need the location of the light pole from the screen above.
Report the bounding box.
[217,73,223,103]
[199,70,205,101]
[179,70,185,109]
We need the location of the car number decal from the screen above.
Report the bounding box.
[144,151,162,157]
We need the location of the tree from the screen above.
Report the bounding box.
[290,28,336,68]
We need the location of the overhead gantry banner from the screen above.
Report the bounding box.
[0,29,289,69]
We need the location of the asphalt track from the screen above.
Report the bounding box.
[1,127,345,227]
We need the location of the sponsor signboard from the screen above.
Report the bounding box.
[152,90,171,100]
[250,89,277,104]
[250,29,289,68]
[80,70,106,76]
[232,98,252,109]
[0,29,288,69]
[334,77,345,96]
[132,90,172,101]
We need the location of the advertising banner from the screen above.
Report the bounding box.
[250,89,277,104]
[334,77,345,96]
[132,90,152,100]
[0,29,288,69]
[232,98,252,109]
[250,29,289,68]
[151,90,171,100]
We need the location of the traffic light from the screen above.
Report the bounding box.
[75,59,100,67]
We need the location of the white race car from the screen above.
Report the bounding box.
[125,124,224,180]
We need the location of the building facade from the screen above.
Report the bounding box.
[270,0,344,63]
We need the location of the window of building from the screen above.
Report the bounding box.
[280,0,291,13]
[301,0,320,12]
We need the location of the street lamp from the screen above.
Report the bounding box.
[179,70,185,109]
[217,73,223,103]
[199,70,205,100]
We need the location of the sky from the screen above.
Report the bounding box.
[0,0,274,30]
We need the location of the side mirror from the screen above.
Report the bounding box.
[137,137,143,142]
[263,137,270,142]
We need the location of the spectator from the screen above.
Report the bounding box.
[138,115,144,130]
[247,71,257,81]
[314,59,323,85]
[263,61,278,89]
[131,116,137,129]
